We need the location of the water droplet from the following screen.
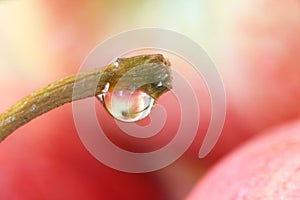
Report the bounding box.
[113,58,122,68]
[30,104,37,112]
[97,89,155,122]
[113,61,119,68]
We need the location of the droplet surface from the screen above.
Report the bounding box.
[97,89,155,122]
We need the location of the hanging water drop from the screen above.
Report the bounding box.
[97,89,155,122]
[95,54,172,123]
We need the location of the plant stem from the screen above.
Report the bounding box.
[0,54,171,142]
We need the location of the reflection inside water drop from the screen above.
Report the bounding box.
[97,89,155,122]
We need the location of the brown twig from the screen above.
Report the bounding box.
[0,54,172,142]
